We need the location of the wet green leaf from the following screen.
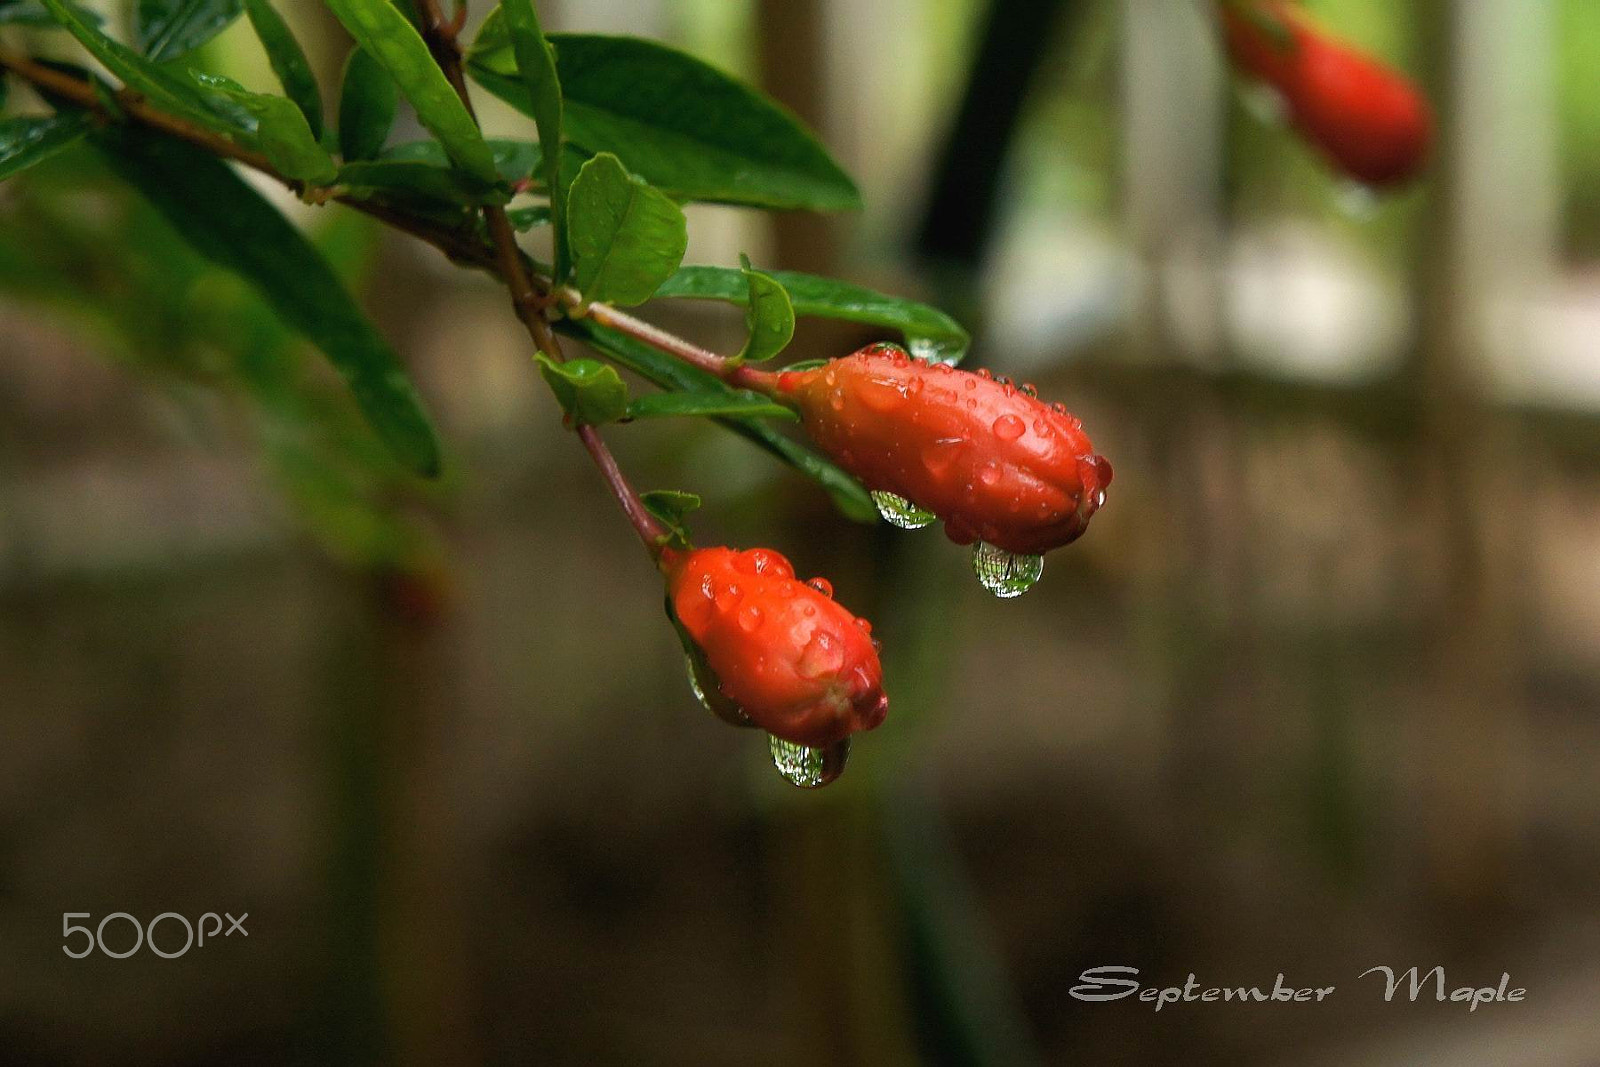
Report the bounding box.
[0,113,90,180]
[655,266,971,364]
[136,0,242,61]
[625,389,796,422]
[496,0,567,275]
[98,128,442,476]
[242,0,323,138]
[567,151,686,306]
[188,69,336,183]
[39,0,334,183]
[641,489,699,550]
[467,27,859,211]
[535,352,628,425]
[337,46,396,161]
[737,253,793,363]
[324,0,499,184]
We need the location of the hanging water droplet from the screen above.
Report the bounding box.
[971,541,1044,599]
[908,336,965,366]
[872,490,936,529]
[1020,382,1039,398]
[684,652,752,726]
[769,734,850,788]
[806,577,834,598]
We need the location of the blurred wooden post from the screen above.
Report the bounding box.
[1119,0,1227,367]
[1407,0,1531,919]
[757,0,838,274]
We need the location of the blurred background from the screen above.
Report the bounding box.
[4,0,1600,1063]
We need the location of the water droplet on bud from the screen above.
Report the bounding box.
[806,577,834,598]
[971,541,1044,598]
[769,734,850,788]
[872,490,936,529]
[737,603,764,632]
[992,414,1025,441]
[684,653,753,726]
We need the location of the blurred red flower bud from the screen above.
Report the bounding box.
[665,545,887,748]
[1222,1,1433,186]
[779,344,1112,557]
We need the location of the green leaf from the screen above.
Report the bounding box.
[324,0,499,184]
[655,266,972,364]
[625,389,797,422]
[186,70,336,183]
[640,489,699,550]
[242,0,323,139]
[507,204,551,230]
[337,158,507,205]
[136,0,242,61]
[97,129,442,476]
[567,151,686,306]
[0,0,102,26]
[467,27,860,211]
[535,353,628,425]
[337,46,395,161]
[38,0,334,183]
[496,0,567,276]
[559,316,876,522]
[0,114,90,180]
[382,137,540,183]
[737,254,793,363]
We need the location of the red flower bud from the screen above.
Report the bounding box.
[1222,2,1432,186]
[665,545,887,748]
[779,344,1112,557]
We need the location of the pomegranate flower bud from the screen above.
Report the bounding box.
[1222,1,1432,186]
[779,344,1112,558]
[665,545,887,749]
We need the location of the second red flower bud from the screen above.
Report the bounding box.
[664,545,887,749]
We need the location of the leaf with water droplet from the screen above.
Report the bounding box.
[654,266,970,364]
[736,253,794,363]
[535,352,628,425]
[769,733,850,788]
[871,490,935,530]
[971,541,1044,599]
[641,489,699,550]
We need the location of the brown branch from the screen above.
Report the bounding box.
[578,299,784,395]
[414,0,668,552]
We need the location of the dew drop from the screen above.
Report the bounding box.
[769,734,850,788]
[806,577,834,598]
[737,603,764,632]
[971,541,1044,599]
[829,391,845,411]
[908,336,965,366]
[978,463,1002,486]
[992,414,1025,441]
[978,368,993,380]
[872,490,936,529]
[907,377,925,396]
[1020,382,1038,397]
